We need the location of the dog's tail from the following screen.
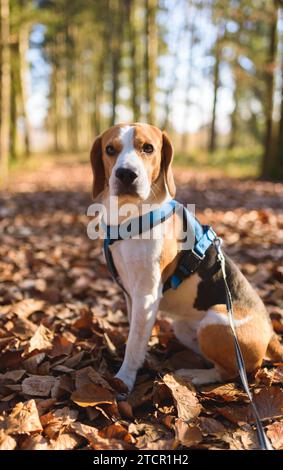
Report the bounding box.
[267,333,283,361]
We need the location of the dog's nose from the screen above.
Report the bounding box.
[115,168,138,185]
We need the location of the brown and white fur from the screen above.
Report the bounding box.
[90,122,283,391]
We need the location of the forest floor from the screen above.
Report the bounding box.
[0,160,282,450]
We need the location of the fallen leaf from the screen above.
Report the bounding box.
[129,421,173,448]
[200,382,247,402]
[253,387,283,420]
[0,429,17,450]
[40,407,78,439]
[25,325,54,354]
[6,317,37,340]
[71,383,115,407]
[0,369,25,382]
[70,422,126,450]
[128,380,153,408]
[138,438,176,450]
[63,351,84,368]
[35,398,57,415]
[22,353,46,374]
[215,405,249,424]
[196,416,226,435]
[22,375,56,397]
[256,366,283,386]
[7,399,43,434]
[21,433,49,450]
[9,299,44,319]
[163,373,202,422]
[221,426,259,450]
[75,366,113,391]
[99,423,135,444]
[174,418,202,448]
[49,333,74,357]
[49,432,82,450]
[266,421,283,449]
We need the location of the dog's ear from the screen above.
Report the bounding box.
[161,131,176,197]
[90,135,105,199]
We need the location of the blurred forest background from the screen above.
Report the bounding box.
[0,0,283,185]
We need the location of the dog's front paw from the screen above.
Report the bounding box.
[115,369,136,394]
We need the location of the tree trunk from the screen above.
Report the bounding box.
[277,82,283,167]
[51,66,60,153]
[144,0,157,124]
[66,24,79,152]
[229,73,239,149]
[110,0,124,126]
[181,4,196,152]
[49,39,62,153]
[128,0,139,122]
[209,41,220,153]
[0,0,11,184]
[269,72,283,178]
[264,2,283,179]
[92,55,104,135]
[19,24,32,156]
[261,2,278,177]
[10,65,17,160]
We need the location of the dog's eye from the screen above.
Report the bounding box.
[142,143,154,154]
[105,145,116,156]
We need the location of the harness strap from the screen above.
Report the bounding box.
[215,238,273,451]
[102,199,178,242]
[103,200,179,295]
[163,222,217,292]
[103,238,128,295]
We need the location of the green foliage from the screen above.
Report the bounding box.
[174,145,262,178]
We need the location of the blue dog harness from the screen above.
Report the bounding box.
[102,199,217,294]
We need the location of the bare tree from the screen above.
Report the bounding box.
[261,1,278,177]
[127,0,140,122]
[0,0,11,184]
[209,30,221,153]
[19,23,32,156]
[144,0,157,124]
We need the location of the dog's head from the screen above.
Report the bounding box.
[90,123,175,202]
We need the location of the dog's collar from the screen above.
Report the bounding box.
[102,199,217,293]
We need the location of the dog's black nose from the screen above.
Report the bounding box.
[115,168,138,185]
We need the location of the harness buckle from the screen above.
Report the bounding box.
[191,248,205,261]
[177,249,204,278]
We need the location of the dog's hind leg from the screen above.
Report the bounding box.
[172,320,201,355]
[197,305,271,378]
[267,333,283,361]
[175,367,222,385]
[175,304,272,385]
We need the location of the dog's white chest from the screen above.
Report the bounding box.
[110,237,206,330]
[109,236,163,295]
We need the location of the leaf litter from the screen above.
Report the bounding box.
[0,162,282,449]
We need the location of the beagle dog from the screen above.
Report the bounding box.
[90,122,283,392]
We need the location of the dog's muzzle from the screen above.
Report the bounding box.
[115,167,138,194]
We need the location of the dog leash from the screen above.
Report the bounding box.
[214,237,273,451]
